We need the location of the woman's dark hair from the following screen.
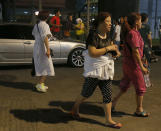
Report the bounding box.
[93,12,111,29]
[141,13,148,22]
[67,14,72,20]
[38,11,49,21]
[55,9,60,14]
[121,12,141,41]
[115,19,120,25]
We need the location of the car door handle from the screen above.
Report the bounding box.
[24,41,32,44]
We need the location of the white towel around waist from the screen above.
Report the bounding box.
[83,50,114,80]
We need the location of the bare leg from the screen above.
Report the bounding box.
[104,102,122,127]
[72,95,87,115]
[104,102,116,124]
[112,90,125,108]
[39,76,46,84]
[136,95,144,112]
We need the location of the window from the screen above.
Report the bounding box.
[18,25,34,40]
[0,24,34,40]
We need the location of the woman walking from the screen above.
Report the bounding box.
[112,12,149,117]
[71,12,122,129]
[32,11,55,93]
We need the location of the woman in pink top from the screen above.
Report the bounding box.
[112,12,149,117]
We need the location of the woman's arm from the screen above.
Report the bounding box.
[88,44,117,58]
[44,36,50,58]
[132,48,148,74]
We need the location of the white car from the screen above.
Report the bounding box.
[0,23,86,67]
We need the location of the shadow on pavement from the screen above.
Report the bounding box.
[112,111,133,117]
[49,101,104,116]
[155,50,161,56]
[0,80,35,91]
[112,80,121,86]
[0,75,17,81]
[49,101,132,118]
[10,108,104,126]
[0,65,32,70]
[0,74,38,92]
[0,64,76,70]
[0,74,35,92]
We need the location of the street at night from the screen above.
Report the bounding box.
[0,0,161,131]
[0,56,160,131]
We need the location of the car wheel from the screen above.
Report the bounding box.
[68,48,85,67]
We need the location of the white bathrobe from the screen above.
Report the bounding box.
[32,21,55,76]
[83,50,114,80]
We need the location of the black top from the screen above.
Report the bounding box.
[139,23,151,44]
[86,29,117,56]
[63,20,73,31]
[86,29,111,49]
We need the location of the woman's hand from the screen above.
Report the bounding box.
[46,49,50,58]
[115,50,121,58]
[106,44,117,51]
[141,66,148,74]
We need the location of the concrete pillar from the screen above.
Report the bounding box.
[12,0,16,21]
[87,0,90,36]
[154,0,158,38]
[31,0,36,24]
[39,0,42,11]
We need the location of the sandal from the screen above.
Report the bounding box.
[70,111,81,120]
[106,123,122,129]
[134,111,150,117]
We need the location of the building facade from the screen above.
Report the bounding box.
[139,0,161,38]
[0,0,76,23]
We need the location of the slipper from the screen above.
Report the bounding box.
[70,111,81,120]
[106,123,122,129]
[134,111,149,117]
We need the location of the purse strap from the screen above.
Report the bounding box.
[37,23,43,42]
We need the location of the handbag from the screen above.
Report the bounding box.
[31,58,35,76]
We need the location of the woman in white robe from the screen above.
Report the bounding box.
[32,11,55,93]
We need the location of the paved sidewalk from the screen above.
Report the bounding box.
[0,55,161,131]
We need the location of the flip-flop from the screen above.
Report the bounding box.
[134,111,150,117]
[70,111,81,120]
[106,123,122,129]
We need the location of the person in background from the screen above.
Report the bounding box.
[63,14,74,38]
[159,24,161,48]
[32,11,55,93]
[50,9,62,39]
[75,18,85,41]
[139,13,158,63]
[114,19,121,50]
[112,12,150,117]
[71,12,122,129]
[119,16,126,51]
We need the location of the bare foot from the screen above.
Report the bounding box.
[105,120,122,129]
